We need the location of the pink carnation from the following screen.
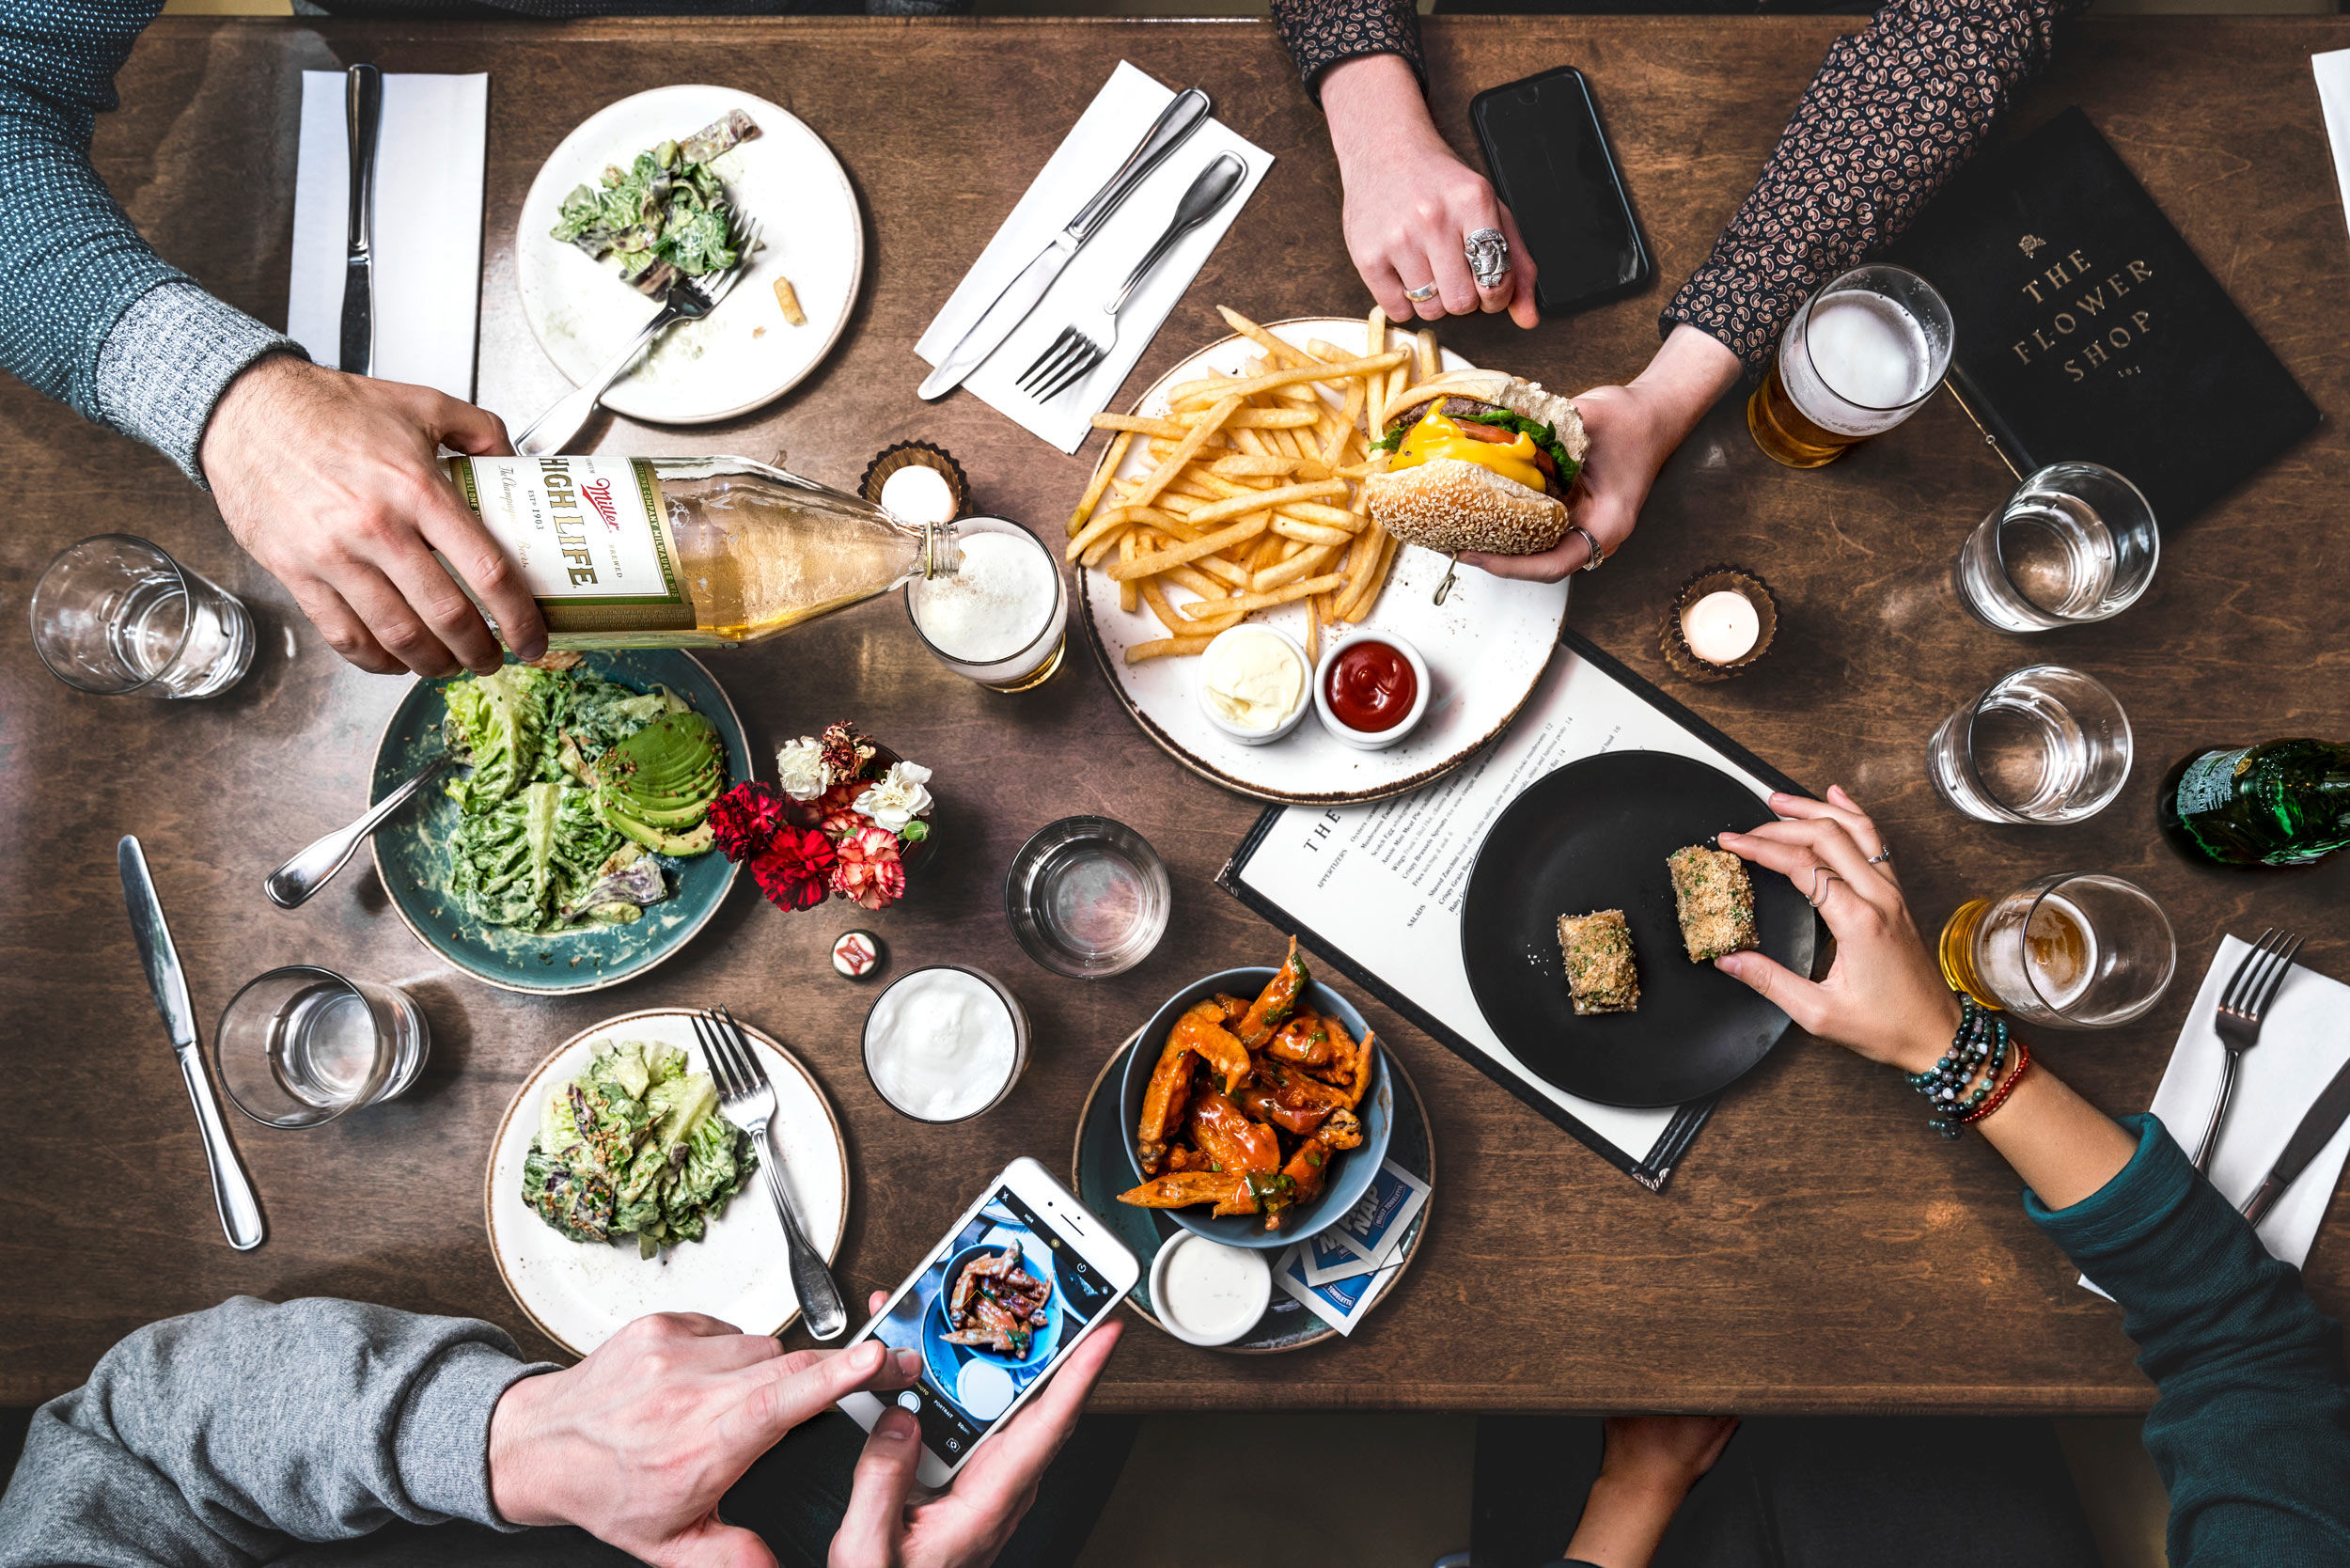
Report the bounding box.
[830,824,907,911]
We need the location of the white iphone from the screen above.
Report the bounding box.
[836,1156,1139,1487]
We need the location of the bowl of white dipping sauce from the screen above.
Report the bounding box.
[860,965,1029,1122]
[1149,1232,1272,1347]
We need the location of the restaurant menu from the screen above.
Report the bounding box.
[1219,631,1803,1189]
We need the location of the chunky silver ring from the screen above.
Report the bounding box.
[1566,524,1605,572]
[1867,846,1894,865]
[1465,227,1511,290]
[1808,867,1842,908]
[1403,281,1441,303]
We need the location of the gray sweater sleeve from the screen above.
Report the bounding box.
[0,1296,555,1568]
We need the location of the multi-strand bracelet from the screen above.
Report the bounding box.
[1958,1036,2032,1126]
[1905,995,2014,1139]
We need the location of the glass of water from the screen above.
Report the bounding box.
[1938,872,2176,1027]
[30,535,255,698]
[1956,463,2159,632]
[1928,665,2132,824]
[1003,816,1171,979]
[905,517,1069,692]
[215,966,429,1129]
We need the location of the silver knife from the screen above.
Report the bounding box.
[119,837,266,1252]
[2241,1050,2350,1226]
[918,86,1213,401]
[339,63,383,376]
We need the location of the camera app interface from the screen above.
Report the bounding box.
[868,1187,1116,1462]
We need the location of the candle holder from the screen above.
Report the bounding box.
[861,441,970,524]
[1660,566,1778,683]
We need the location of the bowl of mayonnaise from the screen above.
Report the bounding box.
[1195,625,1310,745]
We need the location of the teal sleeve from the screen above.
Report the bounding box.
[2028,1114,2350,1566]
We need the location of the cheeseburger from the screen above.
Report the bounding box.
[1362,369,1588,556]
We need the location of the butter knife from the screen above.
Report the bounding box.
[918,86,1211,401]
[119,837,266,1252]
[2241,1050,2350,1226]
[339,63,382,376]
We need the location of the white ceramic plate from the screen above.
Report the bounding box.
[485,1009,850,1356]
[516,86,864,426]
[1076,318,1571,804]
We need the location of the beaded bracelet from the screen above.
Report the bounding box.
[1908,995,2010,1139]
[1959,1037,2033,1126]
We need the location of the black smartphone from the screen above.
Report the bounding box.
[1470,67,1652,317]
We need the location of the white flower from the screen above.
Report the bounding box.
[853,760,933,831]
[775,737,831,801]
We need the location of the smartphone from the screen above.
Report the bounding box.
[1470,66,1652,316]
[836,1157,1138,1487]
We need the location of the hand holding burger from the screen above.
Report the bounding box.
[1362,369,1588,557]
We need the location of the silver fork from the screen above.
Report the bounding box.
[1016,153,1246,405]
[514,216,763,457]
[2190,928,2303,1173]
[692,1005,848,1341]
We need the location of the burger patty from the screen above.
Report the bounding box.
[1394,397,1566,497]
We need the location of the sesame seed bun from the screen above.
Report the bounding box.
[1363,460,1573,556]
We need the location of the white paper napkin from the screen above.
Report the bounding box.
[2314,51,2350,243]
[2082,935,2350,1297]
[287,71,489,400]
[914,62,1272,452]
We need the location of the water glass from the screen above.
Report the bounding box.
[216,966,429,1128]
[30,535,255,698]
[905,516,1068,692]
[1003,816,1171,979]
[1956,463,2159,632]
[1938,872,2177,1027]
[1928,665,2132,824]
[1747,264,1954,468]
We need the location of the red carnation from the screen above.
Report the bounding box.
[709,782,790,863]
[830,824,906,912]
[748,826,838,912]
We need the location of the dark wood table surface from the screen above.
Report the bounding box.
[5,13,2345,1414]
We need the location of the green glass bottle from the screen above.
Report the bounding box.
[2158,739,2350,866]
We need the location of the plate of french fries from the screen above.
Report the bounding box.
[1068,307,1571,804]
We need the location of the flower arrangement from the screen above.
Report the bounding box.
[710,722,933,913]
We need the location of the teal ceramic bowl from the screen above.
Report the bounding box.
[368,651,748,995]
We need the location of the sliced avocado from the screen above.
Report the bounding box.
[594,713,725,815]
[602,808,716,858]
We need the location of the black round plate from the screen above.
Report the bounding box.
[1460,750,1814,1107]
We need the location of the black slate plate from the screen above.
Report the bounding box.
[1459,750,1814,1107]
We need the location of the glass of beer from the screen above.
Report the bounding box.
[1748,265,1954,468]
[1938,873,2176,1027]
[904,516,1067,691]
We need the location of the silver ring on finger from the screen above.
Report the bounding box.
[1403,281,1441,303]
[1566,524,1605,572]
[1808,867,1842,909]
[1465,227,1511,290]
[1866,845,1894,865]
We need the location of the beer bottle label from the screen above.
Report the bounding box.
[2173,746,2253,821]
[447,457,697,634]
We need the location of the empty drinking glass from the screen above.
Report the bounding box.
[1956,463,2159,632]
[905,516,1068,691]
[1003,816,1171,979]
[31,535,255,698]
[1938,872,2177,1027]
[1928,665,2132,824]
[215,966,429,1128]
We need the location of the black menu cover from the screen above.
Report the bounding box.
[1888,107,2319,526]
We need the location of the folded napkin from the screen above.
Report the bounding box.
[2315,51,2350,243]
[2083,935,2350,1297]
[287,71,489,400]
[914,61,1272,453]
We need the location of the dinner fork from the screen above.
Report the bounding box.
[2189,928,2303,1174]
[513,216,763,458]
[1015,153,1246,405]
[693,1005,848,1341]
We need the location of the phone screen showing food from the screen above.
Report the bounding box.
[867,1186,1118,1463]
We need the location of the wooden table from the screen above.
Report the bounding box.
[5,13,2345,1415]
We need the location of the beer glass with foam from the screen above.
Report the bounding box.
[1747,265,1954,468]
[1938,872,2176,1027]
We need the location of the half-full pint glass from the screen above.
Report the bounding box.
[1748,265,1954,468]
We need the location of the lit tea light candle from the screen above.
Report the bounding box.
[1682,590,1761,666]
[879,463,956,526]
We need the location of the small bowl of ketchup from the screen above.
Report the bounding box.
[1312,632,1431,750]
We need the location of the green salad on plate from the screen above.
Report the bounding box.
[524,1039,756,1259]
[550,108,759,296]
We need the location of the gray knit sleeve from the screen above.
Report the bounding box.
[96,282,301,483]
[0,1296,556,1568]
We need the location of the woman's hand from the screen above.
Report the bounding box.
[1459,325,1742,583]
[487,1311,919,1568]
[1713,787,1961,1074]
[1320,55,1537,329]
[1562,1416,1741,1568]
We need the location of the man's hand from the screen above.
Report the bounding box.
[488,1311,919,1568]
[1562,1416,1741,1568]
[1321,55,1538,330]
[830,1304,1124,1568]
[1461,325,1743,583]
[199,354,547,676]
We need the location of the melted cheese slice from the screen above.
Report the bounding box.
[1390,408,1547,494]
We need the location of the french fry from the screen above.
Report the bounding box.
[1218,306,1327,369]
[1091,412,1188,439]
[774,276,808,327]
[1322,379,1365,469]
[1212,453,1332,480]
[1104,511,1270,581]
[1338,529,1398,620]
[1125,396,1240,511]
[1067,502,1173,562]
[1306,593,1322,666]
[1251,545,1337,593]
[1184,572,1347,619]
[1068,430,1134,537]
[1178,407,1318,430]
[1125,636,1218,663]
[1163,479,1348,532]
[1168,352,1408,412]
[1416,327,1440,381]
[1273,516,1354,546]
[1367,306,1386,357]
[1118,534,1139,614]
